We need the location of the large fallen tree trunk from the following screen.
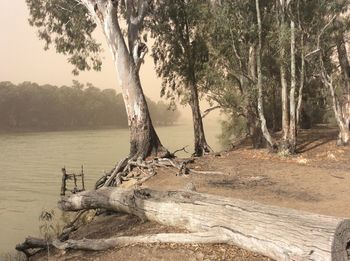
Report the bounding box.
[58,187,350,261]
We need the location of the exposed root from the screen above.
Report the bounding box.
[94,156,223,190]
[193,143,214,157]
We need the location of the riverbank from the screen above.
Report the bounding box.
[0,124,222,254]
[27,127,350,260]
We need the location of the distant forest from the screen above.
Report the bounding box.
[0,81,180,131]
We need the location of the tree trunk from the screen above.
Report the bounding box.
[272,84,278,132]
[246,106,264,148]
[82,0,168,159]
[317,16,349,146]
[289,20,297,153]
[59,187,350,261]
[255,0,276,150]
[336,32,350,133]
[279,1,290,150]
[189,83,212,156]
[327,78,350,146]
[247,45,264,148]
[296,31,305,129]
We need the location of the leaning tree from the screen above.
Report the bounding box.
[26,0,169,159]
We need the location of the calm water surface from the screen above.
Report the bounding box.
[0,123,221,253]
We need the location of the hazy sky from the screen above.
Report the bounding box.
[0,1,222,122]
[0,1,166,102]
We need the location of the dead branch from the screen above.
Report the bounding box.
[202,105,221,118]
[170,145,189,157]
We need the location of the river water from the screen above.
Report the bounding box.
[0,123,221,253]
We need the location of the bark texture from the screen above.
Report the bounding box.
[336,32,350,140]
[279,1,289,148]
[59,187,350,261]
[256,0,276,150]
[81,0,168,158]
[289,20,297,153]
[189,82,212,156]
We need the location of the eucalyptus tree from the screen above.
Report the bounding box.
[204,1,268,148]
[148,0,213,156]
[26,0,169,159]
[315,2,350,145]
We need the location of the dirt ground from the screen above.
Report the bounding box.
[32,128,350,261]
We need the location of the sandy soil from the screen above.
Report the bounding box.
[32,128,350,261]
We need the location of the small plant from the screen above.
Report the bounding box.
[278,148,291,157]
[39,209,61,259]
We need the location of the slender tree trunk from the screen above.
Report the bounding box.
[327,78,350,145]
[256,0,276,150]
[296,32,305,128]
[289,20,297,153]
[247,45,264,148]
[189,82,212,156]
[336,32,350,132]
[81,0,168,159]
[279,2,290,150]
[272,84,278,132]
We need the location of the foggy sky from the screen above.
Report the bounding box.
[0,1,220,122]
[0,1,165,102]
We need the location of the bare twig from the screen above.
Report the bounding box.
[202,106,221,118]
[171,145,190,156]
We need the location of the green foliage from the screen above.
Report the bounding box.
[217,116,248,150]
[0,81,180,131]
[148,0,211,101]
[26,0,102,74]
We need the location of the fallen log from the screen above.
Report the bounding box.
[58,187,350,261]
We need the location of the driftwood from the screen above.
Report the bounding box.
[54,187,350,261]
[60,166,85,196]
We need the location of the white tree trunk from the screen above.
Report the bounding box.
[279,2,290,149]
[80,0,168,158]
[59,187,350,261]
[296,32,305,128]
[289,20,296,152]
[255,0,276,150]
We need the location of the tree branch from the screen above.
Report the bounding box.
[202,106,221,118]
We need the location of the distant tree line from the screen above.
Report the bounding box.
[0,81,180,131]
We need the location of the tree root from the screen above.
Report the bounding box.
[94,156,223,190]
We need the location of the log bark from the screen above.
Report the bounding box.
[59,187,350,261]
